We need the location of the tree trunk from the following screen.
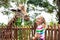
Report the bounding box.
[57,11,60,24]
[57,0,60,24]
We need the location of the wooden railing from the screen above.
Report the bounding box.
[0,27,34,40]
[0,25,60,40]
[45,25,60,40]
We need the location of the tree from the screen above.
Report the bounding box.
[53,0,60,24]
[27,0,56,13]
[56,0,60,24]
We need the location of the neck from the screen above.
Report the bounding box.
[7,12,21,28]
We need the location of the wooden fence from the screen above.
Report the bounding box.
[0,25,60,40]
[45,25,60,40]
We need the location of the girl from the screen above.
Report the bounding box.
[33,16,46,40]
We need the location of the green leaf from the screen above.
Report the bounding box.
[24,20,32,26]
[15,18,22,26]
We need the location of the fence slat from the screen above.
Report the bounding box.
[14,29,18,40]
[45,29,47,40]
[54,25,57,40]
[47,25,50,40]
[58,24,60,40]
[50,26,53,40]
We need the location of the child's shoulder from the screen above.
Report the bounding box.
[42,24,47,29]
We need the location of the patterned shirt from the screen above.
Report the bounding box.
[36,25,45,39]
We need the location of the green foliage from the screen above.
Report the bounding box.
[2,11,10,15]
[24,20,32,26]
[0,0,56,13]
[47,5,56,13]
[49,21,58,26]
[14,18,22,26]
[27,0,42,6]
[49,21,54,26]
[0,0,10,8]
[0,23,7,27]
[27,0,56,13]
[20,0,28,4]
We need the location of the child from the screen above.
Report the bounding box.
[33,16,46,40]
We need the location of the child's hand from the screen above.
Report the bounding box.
[32,37,35,40]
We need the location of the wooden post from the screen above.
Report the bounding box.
[50,26,53,40]
[47,25,50,40]
[45,28,47,40]
[54,24,57,40]
[58,24,60,40]
[14,28,18,40]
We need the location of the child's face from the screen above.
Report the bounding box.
[36,17,43,25]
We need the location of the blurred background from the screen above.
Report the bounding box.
[0,0,59,27]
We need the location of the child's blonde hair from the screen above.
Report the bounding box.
[36,15,46,24]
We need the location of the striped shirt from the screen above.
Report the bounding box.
[36,25,45,40]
